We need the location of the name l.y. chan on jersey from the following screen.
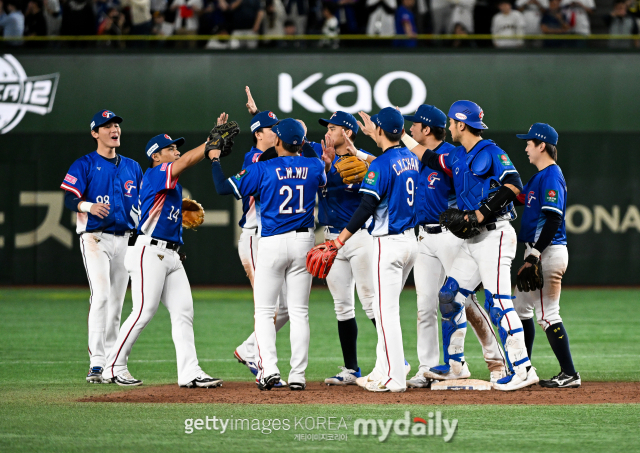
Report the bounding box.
[276,167,309,180]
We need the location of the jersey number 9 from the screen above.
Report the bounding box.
[406,178,414,206]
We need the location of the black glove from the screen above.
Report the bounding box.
[204,132,223,161]
[516,254,544,292]
[209,121,240,157]
[439,208,481,240]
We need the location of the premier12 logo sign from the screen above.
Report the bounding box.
[0,54,60,134]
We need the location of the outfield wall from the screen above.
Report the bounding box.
[1,52,639,285]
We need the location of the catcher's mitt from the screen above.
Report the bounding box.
[516,254,544,292]
[439,208,481,240]
[334,155,369,184]
[209,121,240,158]
[306,241,339,278]
[181,198,205,230]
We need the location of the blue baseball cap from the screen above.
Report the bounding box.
[448,100,488,130]
[90,109,123,131]
[516,123,558,146]
[272,118,305,146]
[145,133,185,161]
[250,110,279,133]
[318,111,359,134]
[403,105,447,128]
[371,107,405,135]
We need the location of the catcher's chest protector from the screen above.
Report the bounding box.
[451,141,497,211]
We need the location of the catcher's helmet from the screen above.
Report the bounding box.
[448,100,488,130]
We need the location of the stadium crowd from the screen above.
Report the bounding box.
[1,0,639,47]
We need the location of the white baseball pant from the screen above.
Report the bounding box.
[235,228,289,363]
[103,237,206,386]
[414,226,506,373]
[514,244,568,330]
[324,228,375,321]
[79,231,131,369]
[371,230,418,390]
[253,229,315,384]
[447,222,530,376]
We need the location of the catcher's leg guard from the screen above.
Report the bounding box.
[438,278,474,370]
[484,290,530,375]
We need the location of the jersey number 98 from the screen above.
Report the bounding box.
[96,195,110,204]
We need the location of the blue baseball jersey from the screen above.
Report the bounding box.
[305,141,372,229]
[359,146,419,236]
[60,151,143,234]
[416,142,457,225]
[228,155,327,237]
[518,164,567,245]
[439,139,519,222]
[138,162,185,244]
[238,147,264,229]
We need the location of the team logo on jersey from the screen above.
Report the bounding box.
[234,169,248,180]
[546,189,558,203]
[64,174,77,185]
[0,55,60,134]
[124,180,136,197]
[427,172,440,188]
[527,191,536,207]
[102,110,114,118]
[499,154,512,166]
[364,171,378,185]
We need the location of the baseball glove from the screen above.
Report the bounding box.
[439,208,481,240]
[181,198,205,230]
[306,241,339,278]
[209,121,240,158]
[516,255,544,292]
[334,155,369,184]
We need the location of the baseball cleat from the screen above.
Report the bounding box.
[365,378,406,393]
[539,371,581,388]
[234,349,258,376]
[423,361,470,380]
[406,371,434,388]
[113,370,143,387]
[494,367,539,391]
[325,367,361,386]
[356,369,383,388]
[86,366,104,384]
[273,378,288,388]
[289,382,306,391]
[490,369,507,384]
[181,373,223,388]
[257,373,281,391]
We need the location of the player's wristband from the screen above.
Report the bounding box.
[79,202,94,213]
[355,150,368,161]
[335,237,345,248]
[401,133,419,151]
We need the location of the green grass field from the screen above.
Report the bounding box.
[1,288,639,452]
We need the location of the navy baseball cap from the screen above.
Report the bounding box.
[318,111,359,134]
[250,111,279,133]
[371,107,405,135]
[516,123,558,146]
[272,118,305,146]
[145,133,185,161]
[448,100,488,130]
[403,105,447,128]
[90,109,123,131]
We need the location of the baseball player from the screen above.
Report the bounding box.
[60,110,142,384]
[401,105,507,387]
[513,123,580,388]
[211,118,326,391]
[102,133,223,388]
[313,107,419,393]
[301,111,377,386]
[402,100,537,391]
[232,109,290,388]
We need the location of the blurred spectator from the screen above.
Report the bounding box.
[263,0,286,36]
[430,0,451,34]
[121,0,153,34]
[491,0,525,47]
[24,0,48,37]
[60,0,97,35]
[152,10,174,33]
[449,0,476,33]
[560,0,593,37]
[515,0,547,35]
[629,0,640,19]
[394,0,416,46]
[328,0,358,34]
[151,0,167,11]
[0,0,25,45]
[98,6,125,34]
[228,0,264,48]
[44,0,61,34]
[451,21,475,46]
[283,0,308,34]
[171,0,201,35]
[319,1,339,46]
[366,0,396,36]
[540,0,569,46]
[604,0,639,48]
